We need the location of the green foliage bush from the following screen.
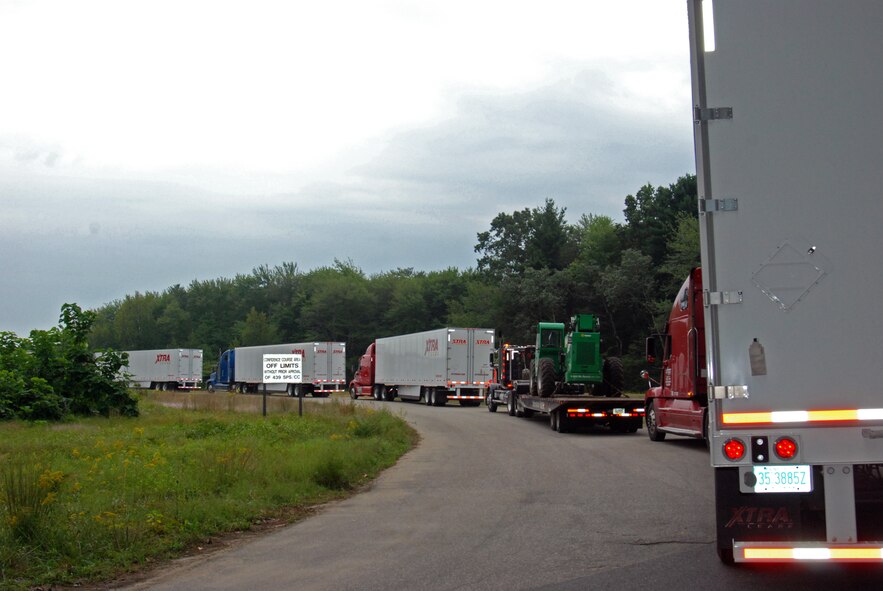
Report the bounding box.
[0,400,416,589]
[0,304,137,421]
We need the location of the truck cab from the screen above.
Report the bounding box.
[486,343,534,412]
[644,267,708,442]
[349,342,376,399]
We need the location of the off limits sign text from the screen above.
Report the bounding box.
[262,354,303,383]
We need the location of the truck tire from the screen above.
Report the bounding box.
[372,385,383,401]
[538,358,556,398]
[507,393,517,416]
[434,390,447,406]
[487,392,498,413]
[646,401,666,441]
[550,411,558,431]
[383,387,396,402]
[423,389,432,406]
[350,386,359,400]
[207,382,215,393]
[602,357,625,397]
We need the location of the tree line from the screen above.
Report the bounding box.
[88,174,699,390]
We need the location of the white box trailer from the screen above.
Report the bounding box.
[123,348,203,390]
[689,0,883,563]
[209,342,346,397]
[374,327,495,405]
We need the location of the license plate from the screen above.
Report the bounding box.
[753,465,812,493]
[613,408,625,415]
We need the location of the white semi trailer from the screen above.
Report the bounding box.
[122,348,203,390]
[350,328,495,406]
[207,342,346,397]
[689,0,883,564]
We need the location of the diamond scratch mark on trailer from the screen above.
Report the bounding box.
[751,239,830,311]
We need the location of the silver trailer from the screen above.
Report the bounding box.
[123,348,203,390]
[226,342,346,397]
[690,0,883,564]
[375,327,495,406]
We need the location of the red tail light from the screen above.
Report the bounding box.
[774,437,798,460]
[723,438,746,461]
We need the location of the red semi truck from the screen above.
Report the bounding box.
[643,267,708,442]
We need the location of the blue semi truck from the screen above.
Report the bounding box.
[207,342,346,397]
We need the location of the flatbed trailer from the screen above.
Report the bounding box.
[508,391,644,434]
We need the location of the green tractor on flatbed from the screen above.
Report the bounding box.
[530,313,624,398]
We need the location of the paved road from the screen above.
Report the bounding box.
[121,399,883,591]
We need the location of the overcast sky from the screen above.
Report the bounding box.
[0,0,695,336]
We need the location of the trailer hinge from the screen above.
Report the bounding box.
[694,106,733,121]
[704,290,743,307]
[700,198,738,214]
[713,385,750,400]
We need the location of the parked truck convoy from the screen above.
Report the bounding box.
[121,348,203,390]
[207,342,346,396]
[688,0,883,564]
[350,327,495,406]
[503,316,643,433]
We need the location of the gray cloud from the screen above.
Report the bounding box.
[0,68,694,336]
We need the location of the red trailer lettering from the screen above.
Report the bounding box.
[725,506,793,530]
[476,339,491,345]
[155,354,171,363]
[451,338,467,345]
[424,339,439,354]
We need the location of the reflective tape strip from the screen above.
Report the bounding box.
[722,408,883,425]
[742,546,883,561]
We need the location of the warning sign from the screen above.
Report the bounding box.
[262,354,303,383]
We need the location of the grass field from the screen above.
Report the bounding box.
[0,394,417,590]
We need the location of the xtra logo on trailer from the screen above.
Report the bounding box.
[476,339,491,345]
[292,349,306,355]
[451,338,467,345]
[155,354,171,364]
[725,506,794,530]
[425,339,439,355]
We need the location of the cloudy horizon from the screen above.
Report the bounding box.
[0,0,695,336]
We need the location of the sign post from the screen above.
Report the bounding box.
[262,353,303,416]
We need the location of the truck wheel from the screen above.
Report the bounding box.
[507,393,517,416]
[434,391,447,406]
[602,357,625,397]
[372,385,383,401]
[423,389,432,406]
[717,546,735,566]
[207,382,215,393]
[550,411,559,431]
[383,388,396,402]
[349,386,359,400]
[538,358,556,398]
[487,394,498,413]
[646,402,666,441]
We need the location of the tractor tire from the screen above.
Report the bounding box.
[602,357,625,397]
[538,357,556,398]
[507,392,517,416]
[349,385,359,400]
